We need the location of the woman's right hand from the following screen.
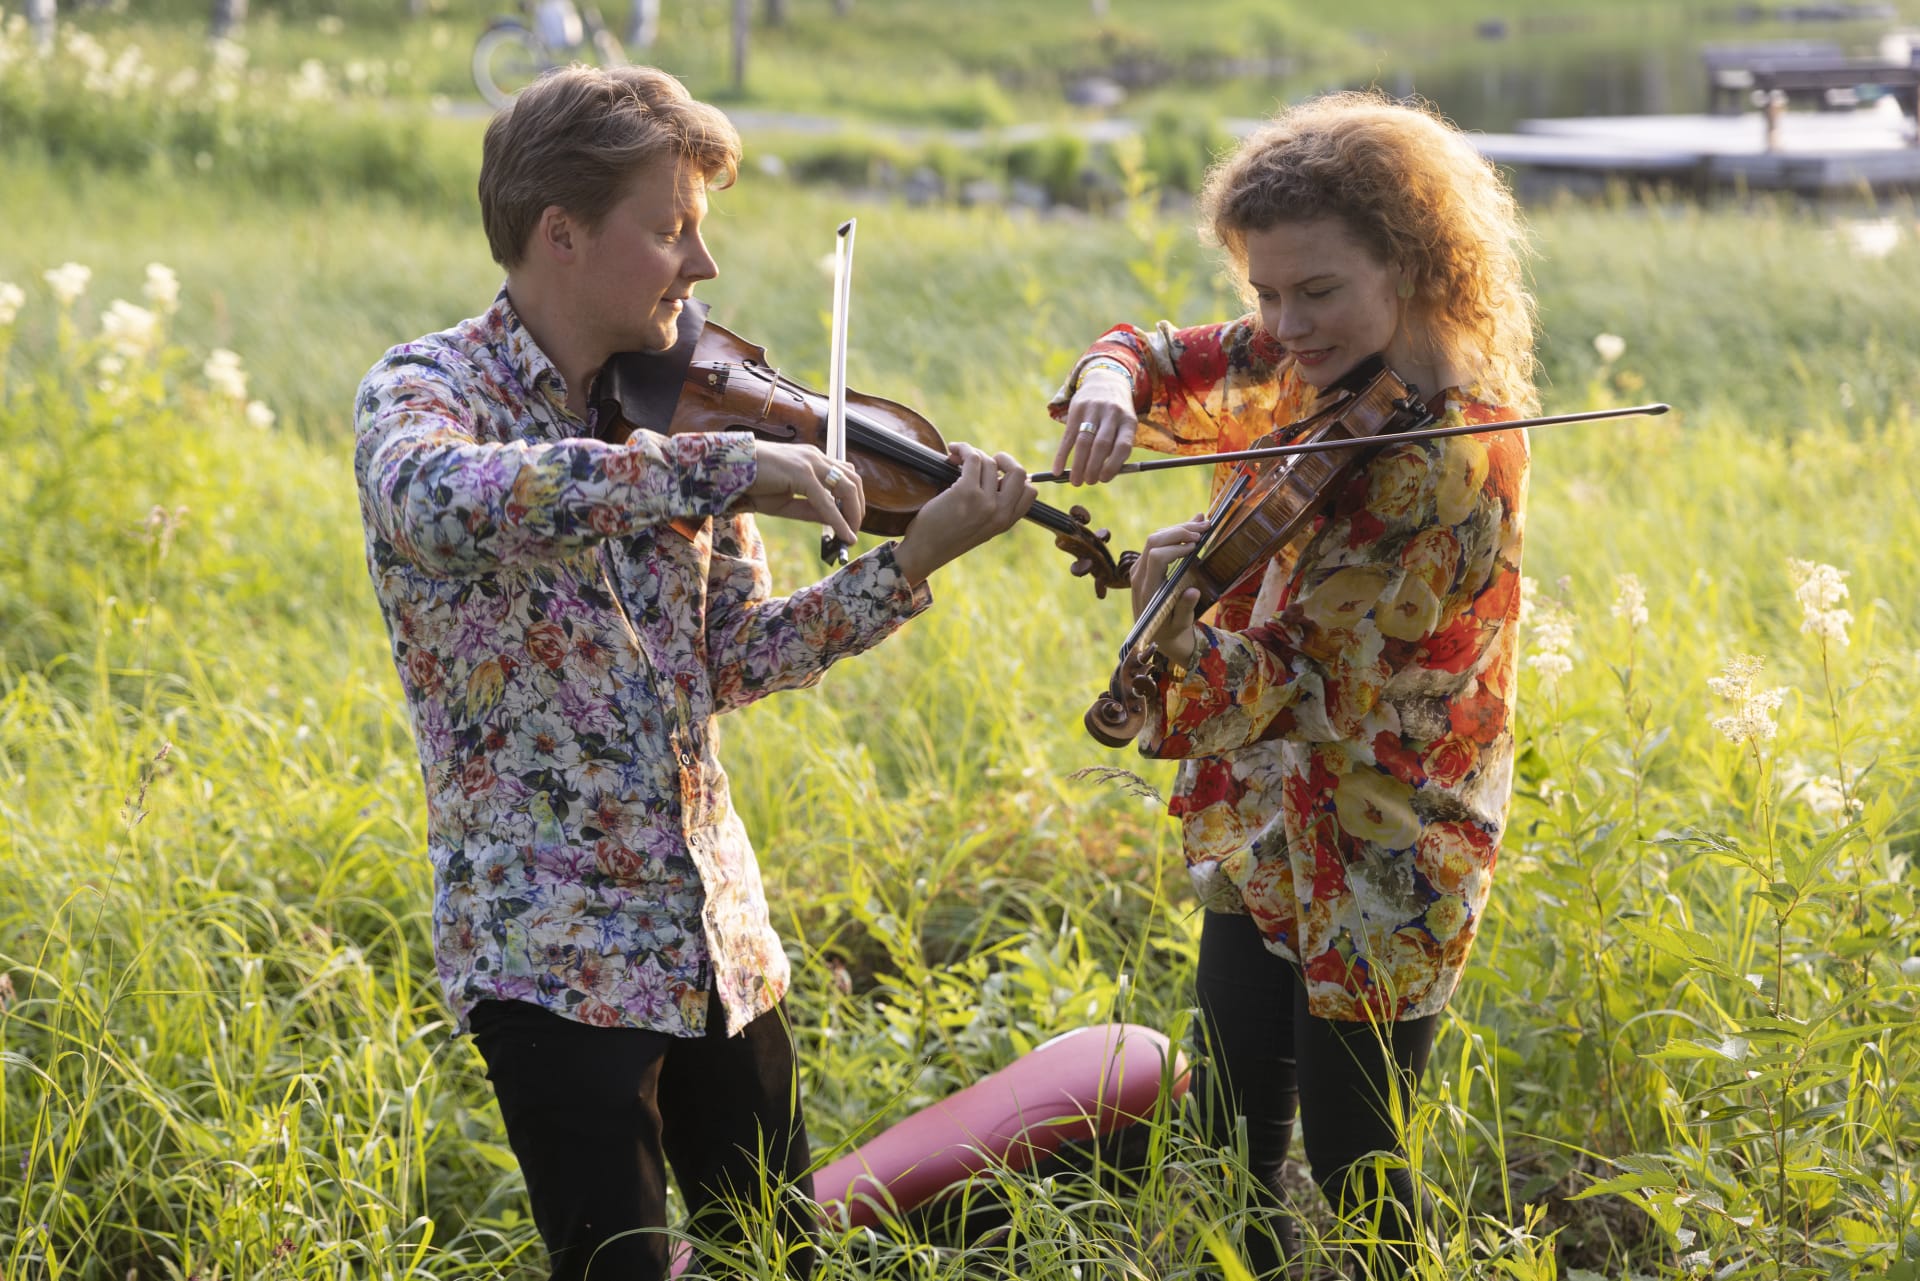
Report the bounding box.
[1052,367,1137,486]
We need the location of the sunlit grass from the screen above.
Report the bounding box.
[3,149,1919,1279]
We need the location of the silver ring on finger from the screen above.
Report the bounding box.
[824,467,845,489]
[1076,421,1097,436]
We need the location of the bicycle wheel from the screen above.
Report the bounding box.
[472,22,549,109]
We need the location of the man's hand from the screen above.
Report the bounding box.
[1052,367,1137,486]
[892,444,1036,585]
[737,440,863,548]
[1130,515,1209,669]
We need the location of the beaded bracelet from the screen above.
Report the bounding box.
[1076,356,1133,390]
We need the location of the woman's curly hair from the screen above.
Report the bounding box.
[1198,91,1538,413]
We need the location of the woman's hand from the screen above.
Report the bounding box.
[891,443,1037,586]
[1130,515,1209,669]
[739,439,864,547]
[1052,367,1137,486]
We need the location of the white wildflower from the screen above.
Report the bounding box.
[204,347,248,401]
[1516,575,1540,628]
[1804,774,1861,818]
[100,299,158,359]
[1526,597,1577,687]
[1839,382,1856,411]
[316,14,345,35]
[165,66,200,97]
[1611,572,1648,629]
[142,262,179,314]
[96,353,125,379]
[289,58,331,102]
[44,261,92,307]
[1707,654,1786,746]
[0,280,23,326]
[245,399,276,429]
[208,36,248,79]
[62,28,108,76]
[1779,759,1862,819]
[1593,333,1626,365]
[1785,558,1852,647]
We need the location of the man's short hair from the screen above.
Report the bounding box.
[478,64,742,268]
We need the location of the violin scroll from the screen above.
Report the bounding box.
[1083,649,1157,748]
[1054,505,1128,599]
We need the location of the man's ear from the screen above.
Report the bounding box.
[534,204,579,263]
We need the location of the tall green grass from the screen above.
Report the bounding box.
[3,164,1919,1277]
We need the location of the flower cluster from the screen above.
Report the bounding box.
[1611,572,1649,629]
[1707,654,1787,746]
[1785,558,1852,647]
[44,262,91,307]
[5,256,277,425]
[1777,760,1863,819]
[204,348,248,401]
[1523,578,1577,687]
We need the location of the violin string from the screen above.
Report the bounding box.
[750,367,1089,537]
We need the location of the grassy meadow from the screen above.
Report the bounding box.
[6,8,1920,1280]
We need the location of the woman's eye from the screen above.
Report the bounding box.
[1302,288,1333,300]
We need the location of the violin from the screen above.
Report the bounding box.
[593,298,1131,598]
[1084,358,1434,747]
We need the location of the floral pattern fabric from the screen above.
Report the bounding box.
[356,288,930,1038]
[1051,316,1528,1021]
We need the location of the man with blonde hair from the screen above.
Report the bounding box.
[354,64,1033,1279]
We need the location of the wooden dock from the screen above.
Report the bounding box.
[1471,107,1920,193]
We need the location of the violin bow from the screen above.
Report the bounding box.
[822,218,857,565]
[1029,402,1671,483]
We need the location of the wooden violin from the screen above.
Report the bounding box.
[1084,358,1435,747]
[1081,358,1672,747]
[593,299,1131,598]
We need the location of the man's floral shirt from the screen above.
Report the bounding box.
[356,289,929,1038]
[1053,317,1528,1021]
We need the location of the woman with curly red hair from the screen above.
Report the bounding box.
[1050,91,1535,1275]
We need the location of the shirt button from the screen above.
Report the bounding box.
[680,749,695,767]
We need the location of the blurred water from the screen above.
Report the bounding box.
[1312,6,1919,130]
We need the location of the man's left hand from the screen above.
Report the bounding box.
[891,444,1036,586]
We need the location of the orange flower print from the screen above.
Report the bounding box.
[1418,820,1492,895]
[1420,733,1478,788]
[406,647,444,695]
[1400,526,1462,599]
[525,621,570,670]
[1365,446,1429,523]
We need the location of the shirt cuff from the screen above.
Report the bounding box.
[835,539,935,624]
